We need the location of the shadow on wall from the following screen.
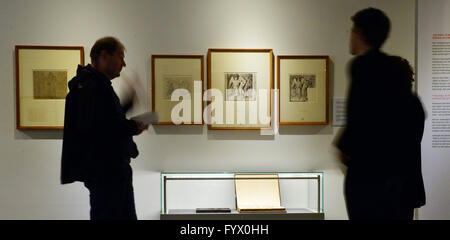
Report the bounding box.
[14,130,63,140]
[207,128,275,141]
[152,125,204,135]
[278,125,332,135]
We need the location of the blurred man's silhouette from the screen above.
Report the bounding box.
[61,37,148,220]
[335,8,426,220]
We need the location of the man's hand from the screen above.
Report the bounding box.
[134,120,149,135]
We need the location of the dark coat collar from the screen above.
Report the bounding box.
[86,64,112,85]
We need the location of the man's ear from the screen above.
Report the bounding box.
[353,27,365,43]
[97,50,108,66]
[101,49,110,59]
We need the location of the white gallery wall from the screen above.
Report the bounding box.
[0,0,416,220]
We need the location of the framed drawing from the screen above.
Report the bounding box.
[15,45,84,130]
[152,55,204,125]
[208,49,274,130]
[277,56,329,125]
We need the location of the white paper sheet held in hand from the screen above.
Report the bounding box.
[131,111,159,125]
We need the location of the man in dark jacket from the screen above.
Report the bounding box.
[61,37,148,220]
[335,8,426,219]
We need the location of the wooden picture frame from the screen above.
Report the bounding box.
[277,56,329,125]
[207,49,274,130]
[15,45,84,130]
[151,55,204,125]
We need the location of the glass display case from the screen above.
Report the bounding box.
[160,172,324,220]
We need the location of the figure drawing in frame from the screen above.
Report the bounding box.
[33,70,68,99]
[225,72,256,101]
[289,74,316,102]
[163,75,193,100]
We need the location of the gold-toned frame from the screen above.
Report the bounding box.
[151,55,204,125]
[15,45,85,130]
[277,55,329,125]
[207,49,274,130]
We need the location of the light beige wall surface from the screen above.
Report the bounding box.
[0,0,416,219]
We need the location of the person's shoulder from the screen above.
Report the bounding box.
[73,65,97,85]
[386,55,414,80]
[349,53,370,72]
[74,64,95,79]
[68,65,92,91]
[353,50,409,69]
[70,65,110,94]
[350,49,380,66]
[387,55,412,69]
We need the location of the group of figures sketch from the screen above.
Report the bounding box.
[33,70,68,99]
[289,74,316,102]
[163,75,193,100]
[31,70,316,104]
[225,72,256,101]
